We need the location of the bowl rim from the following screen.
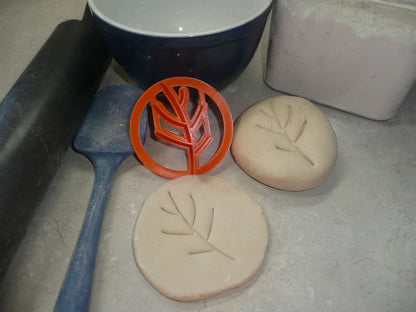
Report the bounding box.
[87,0,273,38]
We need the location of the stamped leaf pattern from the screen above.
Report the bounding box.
[160,191,235,260]
[132,175,269,301]
[256,101,314,166]
[151,83,213,173]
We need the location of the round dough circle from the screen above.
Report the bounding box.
[231,96,337,191]
[132,175,269,301]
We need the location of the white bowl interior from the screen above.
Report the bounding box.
[88,0,272,37]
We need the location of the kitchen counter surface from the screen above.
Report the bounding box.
[1,1,416,311]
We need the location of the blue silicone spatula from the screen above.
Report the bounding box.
[54,85,147,312]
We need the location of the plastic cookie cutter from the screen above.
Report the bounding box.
[130,77,233,179]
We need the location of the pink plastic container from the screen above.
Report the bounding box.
[265,0,416,120]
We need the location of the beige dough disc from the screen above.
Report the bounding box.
[231,96,337,191]
[132,175,268,302]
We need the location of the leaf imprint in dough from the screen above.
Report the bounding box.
[160,191,235,260]
[231,95,338,191]
[256,102,314,166]
[132,175,269,302]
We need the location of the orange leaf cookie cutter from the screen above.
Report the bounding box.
[130,77,233,179]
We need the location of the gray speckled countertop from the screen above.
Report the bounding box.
[1,1,416,311]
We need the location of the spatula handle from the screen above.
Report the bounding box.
[54,154,126,312]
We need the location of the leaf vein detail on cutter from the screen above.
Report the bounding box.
[151,83,213,173]
[160,191,235,260]
[256,103,315,166]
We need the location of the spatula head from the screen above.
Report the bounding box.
[74,85,147,154]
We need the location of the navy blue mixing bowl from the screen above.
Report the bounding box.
[88,0,274,90]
